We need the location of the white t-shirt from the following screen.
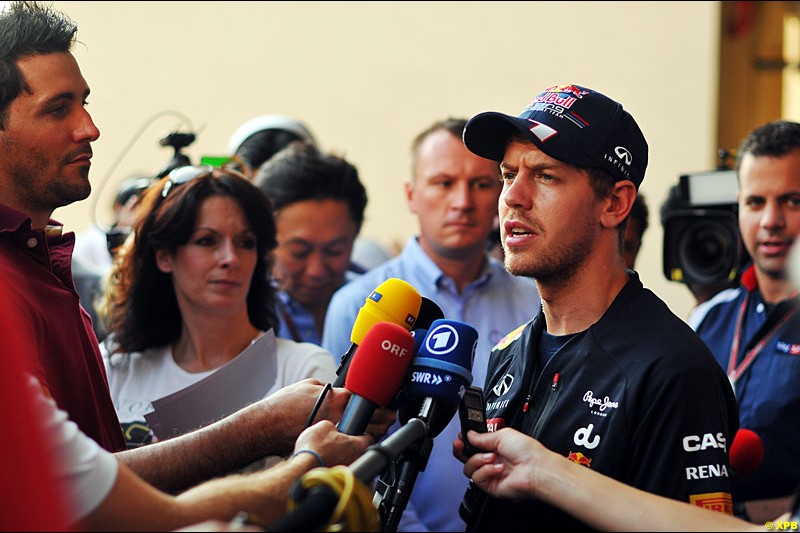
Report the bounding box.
[27,376,119,523]
[102,332,336,445]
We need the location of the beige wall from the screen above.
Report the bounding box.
[52,0,721,319]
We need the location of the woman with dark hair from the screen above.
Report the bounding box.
[99,166,336,448]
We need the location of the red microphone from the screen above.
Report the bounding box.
[730,428,764,477]
[337,322,415,435]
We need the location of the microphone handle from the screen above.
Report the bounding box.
[333,343,357,387]
[337,396,378,436]
[398,395,458,439]
[378,436,434,532]
[350,418,428,483]
[266,485,338,532]
[377,399,440,531]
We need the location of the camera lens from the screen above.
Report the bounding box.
[676,219,735,284]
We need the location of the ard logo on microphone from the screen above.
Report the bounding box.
[425,324,460,354]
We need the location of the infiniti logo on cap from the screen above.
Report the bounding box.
[615,146,633,165]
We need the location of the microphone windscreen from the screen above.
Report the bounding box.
[345,322,416,407]
[406,319,478,408]
[385,328,429,410]
[730,428,764,476]
[411,328,428,354]
[350,278,422,345]
[416,297,445,330]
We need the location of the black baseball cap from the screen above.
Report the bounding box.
[463,84,648,189]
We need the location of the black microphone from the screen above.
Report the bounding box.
[416,296,445,329]
[350,418,429,482]
[337,322,415,436]
[332,278,421,388]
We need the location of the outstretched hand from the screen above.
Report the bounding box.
[456,428,551,501]
[248,379,351,454]
[295,419,373,467]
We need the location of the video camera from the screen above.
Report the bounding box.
[661,165,747,287]
[105,130,197,255]
[155,131,196,179]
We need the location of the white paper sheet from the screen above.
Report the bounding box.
[145,329,278,439]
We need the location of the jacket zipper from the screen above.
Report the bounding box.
[529,373,560,439]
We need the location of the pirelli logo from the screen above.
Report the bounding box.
[689,492,733,514]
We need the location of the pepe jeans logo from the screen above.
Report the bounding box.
[614,146,633,165]
[583,390,619,417]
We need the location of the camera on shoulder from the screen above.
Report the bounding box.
[661,168,746,287]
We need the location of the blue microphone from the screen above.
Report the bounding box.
[398,319,478,438]
[411,328,429,355]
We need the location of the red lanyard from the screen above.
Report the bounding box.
[727,292,796,387]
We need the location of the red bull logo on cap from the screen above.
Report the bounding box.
[544,84,590,99]
[525,84,590,112]
[567,451,592,467]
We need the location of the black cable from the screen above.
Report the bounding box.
[305,382,332,429]
[90,109,195,232]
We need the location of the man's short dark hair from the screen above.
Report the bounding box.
[630,193,650,238]
[0,1,78,129]
[254,140,368,232]
[736,120,800,170]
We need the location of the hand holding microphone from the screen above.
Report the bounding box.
[270,322,414,533]
[292,419,374,471]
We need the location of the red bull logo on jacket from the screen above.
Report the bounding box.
[567,451,592,467]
